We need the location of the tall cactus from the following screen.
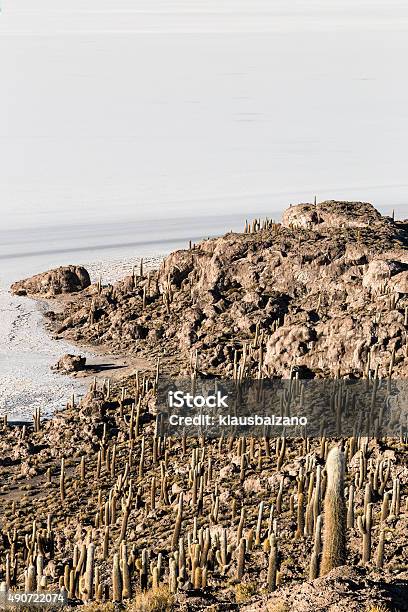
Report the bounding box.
[320,447,347,575]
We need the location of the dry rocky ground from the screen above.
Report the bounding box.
[1,201,407,611]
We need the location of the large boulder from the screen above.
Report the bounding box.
[282,200,383,230]
[11,265,91,296]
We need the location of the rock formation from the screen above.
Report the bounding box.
[11,265,90,296]
[282,200,383,229]
[43,201,408,380]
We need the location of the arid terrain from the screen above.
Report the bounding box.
[1,201,407,611]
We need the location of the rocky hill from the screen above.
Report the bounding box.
[48,201,408,380]
[1,201,407,611]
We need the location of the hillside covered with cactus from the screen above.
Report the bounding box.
[1,200,408,611]
[30,200,408,381]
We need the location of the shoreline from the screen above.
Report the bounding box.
[0,254,164,422]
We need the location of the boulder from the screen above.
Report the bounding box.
[282,200,383,230]
[11,266,91,296]
[344,243,368,265]
[53,354,86,373]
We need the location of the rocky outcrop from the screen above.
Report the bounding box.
[48,201,408,379]
[282,200,383,229]
[11,265,91,296]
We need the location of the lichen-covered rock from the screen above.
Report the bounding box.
[11,265,91,296]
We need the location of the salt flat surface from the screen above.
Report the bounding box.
[1,1,408,236]
[0,288,91,421]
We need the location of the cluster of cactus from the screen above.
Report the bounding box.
[0,370,406,607]
[243,218,278,234]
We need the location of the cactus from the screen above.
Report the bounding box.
[320,447,347,575]
[60,458,66,502]
[216,528,231,575]
[276,477,284,514]
[235,537,245,580]
[267,534,278,591]
[172,493,183,550]
[193,566,203,589]
[36,553,44,588]
[25,564,36,592]
[33,407,41,432]
[80,456,86,481]
[120,499,131,543]
[169,558,178,594]
[363,481,372,516]
[390,477,401,519]
[295,469,305,539]
[139,549,149,591]
[381,492,390,523]
[112,553,122,602]
[347,484,355,528]
[309,514,322,580]
[376,529,385,569]
[358,503,373,563]
[236,507,245,542]
[255,501,264,546]
[121,543,131,599]
[84,542,95,601]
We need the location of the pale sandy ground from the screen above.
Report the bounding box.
[0,255,163,422]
